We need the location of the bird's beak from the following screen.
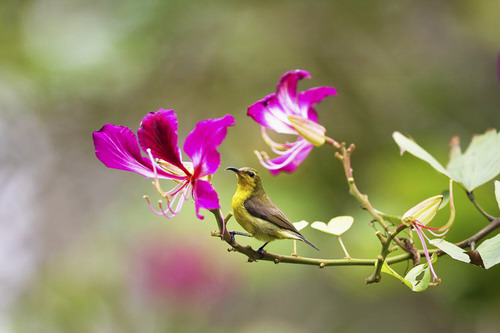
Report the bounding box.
[225,167,240,174]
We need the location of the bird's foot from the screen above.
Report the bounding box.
[256,242,269,257]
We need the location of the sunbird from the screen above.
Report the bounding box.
[226,167,319,252]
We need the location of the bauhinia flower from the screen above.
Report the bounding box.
[247,69,336,175]
[92,109,235,219]
[402,195,448,282]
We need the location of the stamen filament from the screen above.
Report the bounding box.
[143,195,168,216]
[255,141,308,170]
[414,225,438,281]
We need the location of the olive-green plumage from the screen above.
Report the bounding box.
[226,167,319,251]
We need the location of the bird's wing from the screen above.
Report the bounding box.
[244,194,299,233]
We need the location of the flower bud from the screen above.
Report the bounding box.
[402,195,443,226]
[288,115,326,146]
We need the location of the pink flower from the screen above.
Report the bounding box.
[93,109,234,219]
[247,70,336,175]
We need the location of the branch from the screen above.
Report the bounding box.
[466,191,495,222]
[331,142,407,251]
[365,224,407,284]
[454,217,500,249]
[210,209,500,271]
[210,209,376,267]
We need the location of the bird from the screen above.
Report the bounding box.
[226,166,319,252]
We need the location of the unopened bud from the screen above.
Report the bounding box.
[402,195,443,226]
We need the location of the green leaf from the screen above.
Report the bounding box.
[381,261,412,289]
[393,130,500,191]
[381,261,431,292]
[392,132,450,177]
[404,264,431,292]
[446,130,500,191]
[311,216,354,236]
[429,239,470,263]
[476,234,500,269]
[495,181,500,210]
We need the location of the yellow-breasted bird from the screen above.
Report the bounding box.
[226,167,319,252]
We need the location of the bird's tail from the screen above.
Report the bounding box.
[297,234,320,251]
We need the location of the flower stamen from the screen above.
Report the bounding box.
[414,225,438,281]
[254,140,309,170]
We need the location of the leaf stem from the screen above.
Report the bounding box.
[466,191,495,222]
[337,236,351,259]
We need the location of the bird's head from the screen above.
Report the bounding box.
[225,167,262,191]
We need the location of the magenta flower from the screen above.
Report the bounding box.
[247,69,336,175]
[93,109,235,219]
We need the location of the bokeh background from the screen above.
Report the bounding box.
[1,0,499,332]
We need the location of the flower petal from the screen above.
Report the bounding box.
[93,124,178,179]
[137,109,190,175]
[193,179,220,219]
[276,70,311,115]
[258,139,314,175]
[247,94,297,134]
[183,114,235,178]
[298,86,337,120]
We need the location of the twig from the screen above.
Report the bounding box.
[331,141,407,251]
[454,217,500,248]
[365,224,407,284]
[210,211,500,271]
[466,191,495,222]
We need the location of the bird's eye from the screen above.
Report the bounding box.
[248,171,255,178]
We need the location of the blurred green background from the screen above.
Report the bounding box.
[1,0,499,332]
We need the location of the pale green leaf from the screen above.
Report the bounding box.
[429,239,470,263]
[446,130,500,191]
[311,221,331,234]
[476,234,500,269]
[311,216,354,236]
[392,132,450,177]
[495,181,500,210]
[293,220,309,232]
[327,216,354,236]
[404,264,431,292]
